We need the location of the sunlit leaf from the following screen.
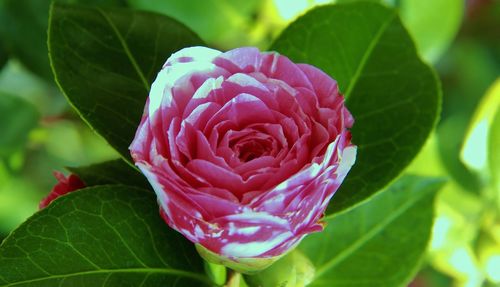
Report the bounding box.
[460,78,500,172]
[490,107,500,205]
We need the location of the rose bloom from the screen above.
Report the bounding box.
[130,47,356,271]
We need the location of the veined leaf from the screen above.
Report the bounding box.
[298,175,444,287]
[48,3,203,161]
[271,2,441,214]
[0,185,213,287]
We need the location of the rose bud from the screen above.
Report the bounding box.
[39,171,86,209]
[130,47,356,272]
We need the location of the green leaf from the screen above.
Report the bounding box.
[270,2,441,214]
[48,3,203,162]
[0,40,7,71]
[437,116,482,193]
[488,85,500,211]
[0,93,39,157]
[298,175,444,287]
[0,185,213,287]
[68,159,150,189]
[460,78,500,172]
[489,98,500,203]
[0,0,126,81]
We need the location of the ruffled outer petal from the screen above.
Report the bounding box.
[129,46,356,262]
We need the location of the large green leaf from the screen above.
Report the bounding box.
[271,2,441,214]
[297,175,444,287]
[0,93,39,157]
[68,159,150,189]
[0,185,213,287]
[0,0,126,81]
[48,3,203,161]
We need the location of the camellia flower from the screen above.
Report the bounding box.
[130,46,356,272]
[39,171,86,209]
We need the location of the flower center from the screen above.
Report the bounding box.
[235,139,272,162]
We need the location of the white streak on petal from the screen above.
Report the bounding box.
[227,210,289,226]
[336,146,357,176]
[192,76,224,100]
[194,225,204,239]
[166,46,222,66]
[148,47,222,119]
[221,232,293,257]
[226,73,268,91]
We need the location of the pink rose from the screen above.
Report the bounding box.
[130,47,356,271]
[39,171,86,209]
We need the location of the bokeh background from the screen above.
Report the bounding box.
[0,0,498,286]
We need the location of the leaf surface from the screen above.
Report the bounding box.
[0,185,213,287]
[68,159,150,189]
[48,3,203,161]
[298,175,444,287]
[271,2,441,214]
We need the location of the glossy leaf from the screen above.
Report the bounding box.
[0,185,213,287]
[298,175,444,287]
[48,3,203,161]
[0,0,126,80]
[271,2,441,214]
[0,93,39,157]
[68,159,150,189]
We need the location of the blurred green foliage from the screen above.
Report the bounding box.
[0,0,498,286]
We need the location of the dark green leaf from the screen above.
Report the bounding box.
[0,0,53,80]
[0,185,213,287]
[0,40,7,70]
[297,175,444,287]
[48,3,203,162]
[0,0,126,81]
[270,2,441,214]
[0,93,39,157]
[68,159,150,189]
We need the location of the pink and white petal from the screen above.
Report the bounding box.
[213,47,263,73]
[259,53,314,90]
[297,63,340,108]
[164,46,222,68]
[205,93,277,131]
